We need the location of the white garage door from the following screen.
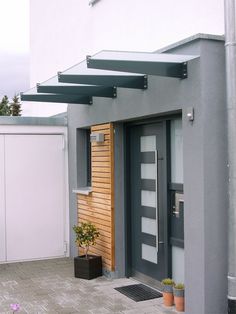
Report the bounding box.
[0,134,67,262]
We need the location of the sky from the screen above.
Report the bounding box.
[0,0,29,100]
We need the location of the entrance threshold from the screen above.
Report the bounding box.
[131,270,163,292]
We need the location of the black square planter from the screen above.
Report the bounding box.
[74,255,102,280]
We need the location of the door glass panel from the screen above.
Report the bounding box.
[140,135,156,152]
[141,163,156,180]
[141,190,156,208]
[140,133,158,264]
[171,119,183,184]
[141,217,156,236]
[142,243,157,264]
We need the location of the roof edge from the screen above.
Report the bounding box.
[0,116,67,126]
[156,33,225,53]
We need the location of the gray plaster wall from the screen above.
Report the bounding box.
[67,37,228,314]
[201,39,227,314]
[166,38,228,314]
[67,124,88,257]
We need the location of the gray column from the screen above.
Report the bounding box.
[225,0,236,312]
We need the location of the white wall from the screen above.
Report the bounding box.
[26,0,224,116]
[0,136,6,262]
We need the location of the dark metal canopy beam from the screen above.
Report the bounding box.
[37,75,117,98]
[21,89,92,105]
[86,51,199,79]
[38,84,117,98]
[58,59,147,89]
[58,73,147,89]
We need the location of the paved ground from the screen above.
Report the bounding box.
[0,258,181,314]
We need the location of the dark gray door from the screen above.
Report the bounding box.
[129,122,167,281]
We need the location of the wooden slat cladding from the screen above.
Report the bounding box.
[77,123,115,271]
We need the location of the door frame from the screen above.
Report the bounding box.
[124,114,182,283]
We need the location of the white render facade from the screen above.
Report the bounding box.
[26,0,224,116]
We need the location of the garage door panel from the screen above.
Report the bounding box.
[0,135,6,262]
[5,135,65,261]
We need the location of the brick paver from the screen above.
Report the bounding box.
[0,258,182,314]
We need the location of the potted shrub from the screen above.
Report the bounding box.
[161,278,175,306]
[73,221,102,279]
[173,283,185,312]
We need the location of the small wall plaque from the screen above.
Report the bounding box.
[90,132,104,142]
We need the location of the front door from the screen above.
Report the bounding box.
[128,122,168,281]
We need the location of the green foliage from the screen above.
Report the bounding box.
[73,222,100,258]
[161,278,175,286]
[174,283,185,290]
[0,95,10,116]
[0,95,22,116]
[10,95,22,116]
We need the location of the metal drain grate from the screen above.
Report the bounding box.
[114,283,162,302]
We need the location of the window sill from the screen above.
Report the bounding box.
[73,187,92,195]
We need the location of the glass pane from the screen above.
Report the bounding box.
[140,135,156,152]
[141,190,156,207]
[141,163,156,180]
[171,119,183,184]
[142,243,157,264]
[141,217,156,236]
[172,246,185,283]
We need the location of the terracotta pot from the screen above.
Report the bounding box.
[162,291,174,306]
[174,295,184,311]
[173,288,185,312]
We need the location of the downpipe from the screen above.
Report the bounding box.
[225,0,236,313]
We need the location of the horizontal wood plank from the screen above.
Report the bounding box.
[96,238,112,248]
[91,124,111,131]
[92,187,111,194]
[89,247,111,259]
[91,140,110,147]
[78,204,111,216]
[78,195,111,205]
[92,146,110,152]
[92,151,111,157]
[79,209,111,222]
[92,192,111,200]
[92,162,111,168]
[79,213,111,227]
[79,217,111,232]
[92,173,111,179]
[92,156,110,162]
[78,200,111,211]
[92,167,111,173]
[92,182,111,189]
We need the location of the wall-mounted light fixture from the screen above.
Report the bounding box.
[186,107,194,122]
[90,132,104,143]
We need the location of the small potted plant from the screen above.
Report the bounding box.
[173,283,185,312]
[161,278,175,306]
[73,221,102,279]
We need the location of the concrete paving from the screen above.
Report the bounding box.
[0,258,182,314]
